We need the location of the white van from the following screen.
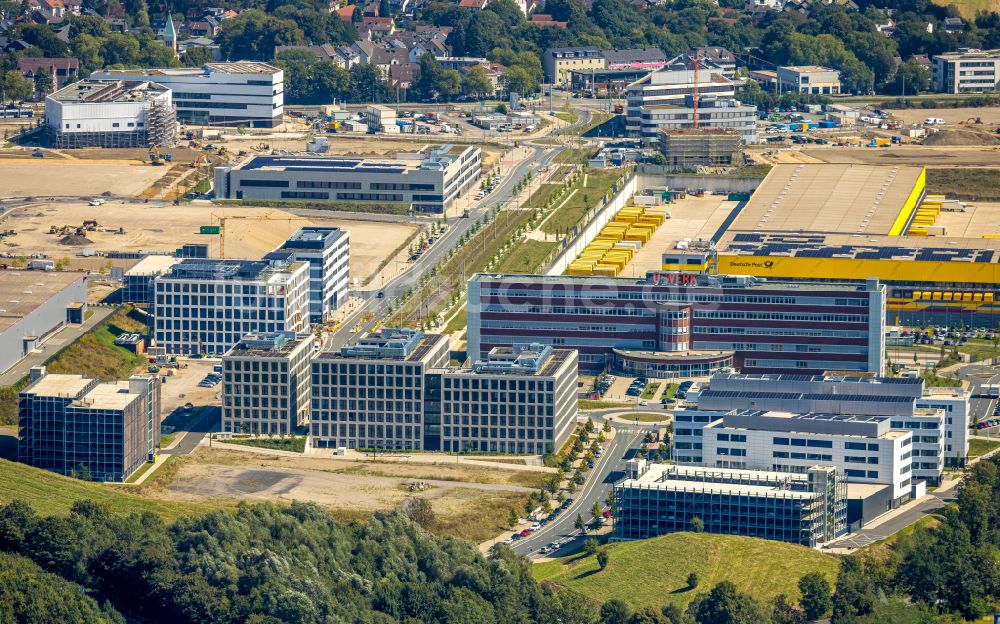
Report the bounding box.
[923,117,945,125]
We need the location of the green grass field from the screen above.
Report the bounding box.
[541,170,623,235]
[0,458,223,522]
[533,532,840,611]
[45,306,149,380]
[225,436,307,453]
[927,168,1000,201]
[968,438,1000,458]
[494,239,559,273]
[624,412,668,423]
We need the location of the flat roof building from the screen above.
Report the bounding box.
[152,258,309,355]
[625,67,738,137]
[18,367,160,482]
[92,62,284,128]
[613,461,846,547]
[637,95,758,145]
[436,344,578,455]
[265,227,350,323]
[44,79,176,149]
[467,272,886,376]
[543,47,605,84]
[311,328,450,451]
[214,144,481,214]
[123,255,176,306]
[222,331,315,435]
[0,269,87,375]
[776,65,841,95]
[932,48,1000,93]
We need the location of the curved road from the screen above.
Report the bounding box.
[510,420,645,556]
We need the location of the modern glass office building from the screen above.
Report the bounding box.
[613,461,847,547]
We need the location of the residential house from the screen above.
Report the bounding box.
[943,17,964,33]
[529,13,567,27]
[389,62,420,88]
[333,4,357,20]
[459,0,488,8]
[17,57,79,90]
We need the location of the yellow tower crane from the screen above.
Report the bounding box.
[212,212,309,259]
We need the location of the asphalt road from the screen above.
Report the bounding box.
[161,406,219,455]
[323,144,564,352]
[828,492,952,550]
[510,422,644,556]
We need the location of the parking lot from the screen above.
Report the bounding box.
[593,374,701,408]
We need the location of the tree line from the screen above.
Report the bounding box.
[1,452,999,623]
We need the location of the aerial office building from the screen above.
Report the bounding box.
[613,460,847,547]
[437,344,578,455]
[467,273,886,376]
[123,255,177,306]
[18,367,160,482]
[625,67,738,137]
[214,144,481,214]
[932,48,1000,93]
[44,79,176,148]
[152,258,309,355]
[310,328,450,451]
[222,331,315,435]
[635,95,758,145]
[265,227,350,323]
[673,373,969,483]
[93,62,284,127]
[310,329,578,454]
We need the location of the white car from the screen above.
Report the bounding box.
[639,400,648,406]
[530,523,541,531]
[89,198,105,206]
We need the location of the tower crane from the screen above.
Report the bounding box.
[211,212,309,258]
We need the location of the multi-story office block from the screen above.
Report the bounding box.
[153,258,309,355]
[437,344,578,455]
[932,48,1000,93]
[311,330,577,454]
[310,329,450,450]
[694,410,914,503]
[467,273,886,376]
[222,331,315,435]
[123,255,176,306]
[93,62,284,127]
[18,367,160,482]
[214,144,481,214]
[266,227,350,323]
[613,460,846,547]
[676,373,970,483]
[543,47,605,84]
[625,67,737,136]
[636,96,758,145]
[775,66,841,94]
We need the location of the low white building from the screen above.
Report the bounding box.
[45,79,176,148]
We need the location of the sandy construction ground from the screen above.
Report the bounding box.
[888,106,1000,127]
[0,159,171,197]
[0,202,417,281]
[158,448,540,517]
[786,145,1000,167]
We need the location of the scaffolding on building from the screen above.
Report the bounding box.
[657,128,743,169]
[146,97,176,148]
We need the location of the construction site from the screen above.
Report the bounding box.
[0,202,418,282]
[658,128,743,169]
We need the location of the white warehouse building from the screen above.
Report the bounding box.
[92,62,283,128]
[45,79,176,148]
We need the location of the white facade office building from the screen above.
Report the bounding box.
[625,67,737,136]
[635,96,758,145]
[265,227,350,323]
[214,144,481,214]
[932,48,1000,93]
[93,62,284,127]
[153,258,309,355]
[45,79,176,148]
[222,331,315,435]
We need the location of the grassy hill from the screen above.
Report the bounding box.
[533,532,840,611]
[932,0,1000,17]
[0,458,225,522]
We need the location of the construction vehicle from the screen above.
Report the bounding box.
[960,117,983,125]
[149,145,164,165]
[191,153,211,168]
